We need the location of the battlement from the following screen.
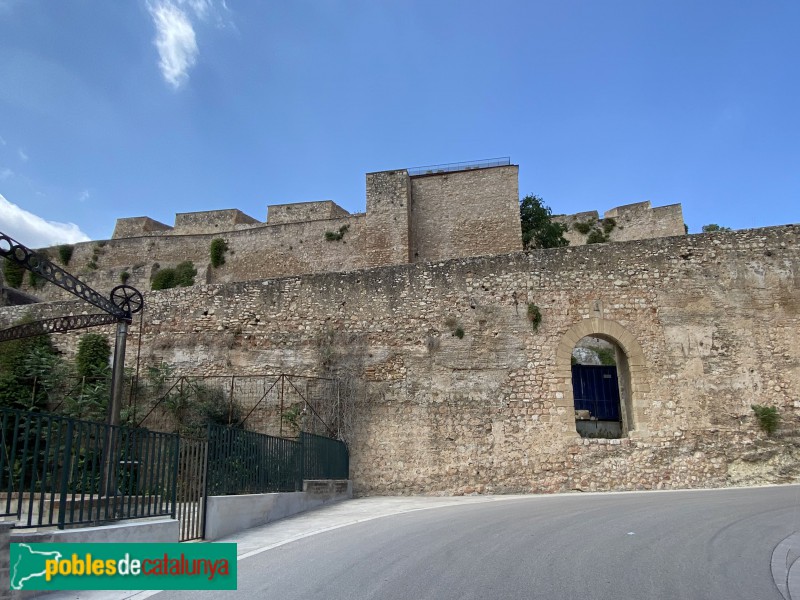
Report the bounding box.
[267,201,350,225]
[553,201,684,246]
[16,161,687,304]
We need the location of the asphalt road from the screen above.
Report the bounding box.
[157,486,800,600]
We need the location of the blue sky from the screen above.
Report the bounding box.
[0,0,798,246]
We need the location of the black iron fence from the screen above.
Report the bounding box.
[206,425,348,496]
[0,407,178,528]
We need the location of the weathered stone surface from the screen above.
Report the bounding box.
[3,224,798,496]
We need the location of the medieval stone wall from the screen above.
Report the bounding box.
[410,166,521,262]
[23,214,368,304]
[267,201,350,224]
[553,201,685,246]
[3,225,798,496]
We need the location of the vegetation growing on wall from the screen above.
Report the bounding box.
[57,244,74,266]
[120,271,130,283]
[519,195,569,249]
[586,229,608,244]
[3,258,25,288]
[574,221,593,235]
[527,303,542,332]
[87,243,105,271]
[702,224,732,233]
[151,261,197,290]
[210,238,229,268]
[0,317,63,411]
[75,333,111,379]
[324,225,350,242]
[751,404,779,435]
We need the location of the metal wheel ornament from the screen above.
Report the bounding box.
[110,285,144,316]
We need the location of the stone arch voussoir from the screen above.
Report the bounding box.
[556,318,648,437]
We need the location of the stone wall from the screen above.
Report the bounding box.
[410,165,522,262]
[112,216,173,239]
[19,214,369,303]
[173,209,261,235]
[3,225,798,496]
[10,164,523,303]
[364,170,411,267]
[267,201,350,224]
[553,201,685,246]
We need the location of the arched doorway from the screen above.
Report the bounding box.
[572,336,624,438]
[555,319,648,438]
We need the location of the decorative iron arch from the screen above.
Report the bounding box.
[555,318,650,436]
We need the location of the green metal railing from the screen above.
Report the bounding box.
[301,432,349,480]
[206,425,349,496]
[0,407,178,528]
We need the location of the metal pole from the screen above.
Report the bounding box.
[102,321,128,496]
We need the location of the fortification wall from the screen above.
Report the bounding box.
[10,165,522,303]
[267,201,350,224]
[410,165,522,262]
[4,225,798,496]
[553,201,685,246]
[22,214,367,304]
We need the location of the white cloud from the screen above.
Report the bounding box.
[18,148,27,161]
[0,168,12,180]
[147,0,233,89]
[0,194,90,248]
[78,189,90,203]
[148,1,198,89]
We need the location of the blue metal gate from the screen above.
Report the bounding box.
[571,365,621,421]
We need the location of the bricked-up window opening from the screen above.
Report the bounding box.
[572,336,626,439]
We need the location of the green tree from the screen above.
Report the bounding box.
[519,195,569,249]
[75,333,111,379]
[0,322,64,410]
[702,224,732,233]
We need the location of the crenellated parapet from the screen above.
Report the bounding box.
[553,201,685,246]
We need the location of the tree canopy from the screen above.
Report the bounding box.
[701,224,732,233]
[519,195,569,250]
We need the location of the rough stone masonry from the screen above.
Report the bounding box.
[2,218,798,495]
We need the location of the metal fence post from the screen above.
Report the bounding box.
[171,435,179,519]
[57,419,74,530]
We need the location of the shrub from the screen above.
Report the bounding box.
[453,327,465,339]
[586,229,608,244]
[210,238,228,268]
[151,261,197,290]
[3,258,25,288]
[28,270,44,289]
[602,218,617,235]
[0,317,64,410]
[751,404,779,435]
[527,303,542,332]
[324,225,350,242]
[702,224,732,233]
[574,221,594,235]
[57,244,74,265]
[120,271,130,284]
[76,333,111,379]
